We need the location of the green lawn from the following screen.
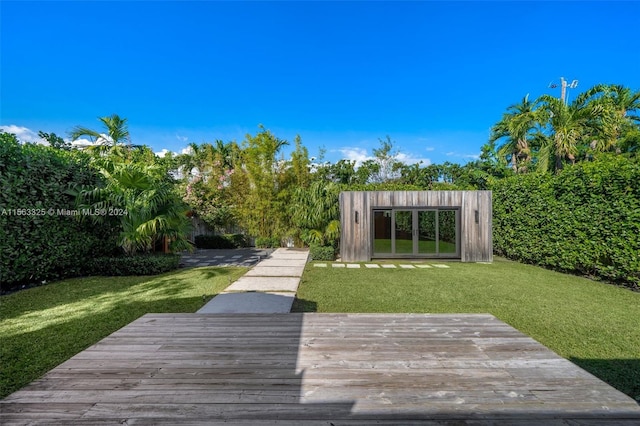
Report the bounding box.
[0,266,247,399]
[293,257,640,401]
[373,238,457,254]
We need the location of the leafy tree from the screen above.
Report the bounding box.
[38,131,71,150]
[370,136,402,183]
[289,135,311,188]
[175,140,238,230]
[229,126,289,240]
[489,95,541,173]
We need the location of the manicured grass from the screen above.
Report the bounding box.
[374,238,457,254]
[0,266,246,399]
[293,258,640,401]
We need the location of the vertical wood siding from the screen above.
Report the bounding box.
[339,191,492,262]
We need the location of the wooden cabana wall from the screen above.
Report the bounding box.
[339,191,492,262]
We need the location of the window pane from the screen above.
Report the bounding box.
[394,210,413,254]
[438,210,457,254]
[373,210,392,253]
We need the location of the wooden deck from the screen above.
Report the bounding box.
[2,313,639,425]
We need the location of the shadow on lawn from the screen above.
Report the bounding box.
[0,295,207,398]
[0,267,239,320]
[290,296,317,312]
[571,357,640,404]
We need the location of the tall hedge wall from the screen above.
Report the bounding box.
[0,135,117,292]
[492,154,640,288]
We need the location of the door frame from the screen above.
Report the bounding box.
[370,206,461,259]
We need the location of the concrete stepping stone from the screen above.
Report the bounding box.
[197,292,294,314]
[245,266,305,277]
[432,264,450,268]
[399,264,415,269]
[381,264,397,268]
[225,276,300,292]
[332,263,346,268]
[258,259,303,267]
[364,264,380,268]
[313,263,327,267]
[415,264,433,268]
[346,264,360,268]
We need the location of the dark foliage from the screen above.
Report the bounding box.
[86,254,181,276]
[0,134,118,292]
[309,245,336,261]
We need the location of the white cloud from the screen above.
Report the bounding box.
[336,147,431,168]
[181,146,193,155]
[155,148,180,158]
[0,125,43,144]
[396,152,432,166]
[70,138,98,148]
[337,147,373,167]
[425,147,435,152]
[446,151,481,161]
[176,134,189,143]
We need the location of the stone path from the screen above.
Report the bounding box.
[180,248,274,268]
[197,248,309,314]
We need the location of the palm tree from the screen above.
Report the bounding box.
[489,95,541,173]
[536,87,605,171]
[70,162,192,255]
[589,84,640,152]
[69,114,133,158]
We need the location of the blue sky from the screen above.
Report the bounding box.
[2,1,640,166]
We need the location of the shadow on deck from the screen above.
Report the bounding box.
[2,306,640,424]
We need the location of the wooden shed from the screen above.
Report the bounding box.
[339,191,492,262]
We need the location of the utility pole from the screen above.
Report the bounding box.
[549,77,578,105]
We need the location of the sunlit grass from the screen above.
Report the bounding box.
[294,257,640,401]
[0,266,246,398]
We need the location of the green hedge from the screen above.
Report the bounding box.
[309,245,336,261]
[255,237,280,248]
[86,254,181,276]
[0,134,118,292]
[492,155,640,287]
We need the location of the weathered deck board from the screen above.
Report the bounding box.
[2,313,639,425]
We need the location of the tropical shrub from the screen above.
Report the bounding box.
[0,133,118,292]
[292,181,341,247]
[70,162,192,255]
[309,245,336,261]
[492,154,640,287]
[86,254,180,276]
[255,237,280,248]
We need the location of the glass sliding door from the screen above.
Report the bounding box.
[394,210,413,254]
[372,207,460,258]
[373,210,392,254]
[438,209,458,255]
[417,210,437,255]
